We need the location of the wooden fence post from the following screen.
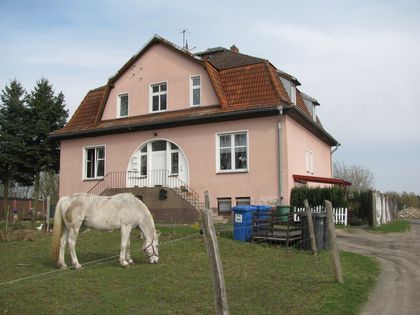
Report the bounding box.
[304,199,317,256]
[325,200,343,284]
[200,191,229,315]
[46,195,51,232]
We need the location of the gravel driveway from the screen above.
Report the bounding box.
[336,220,420,315]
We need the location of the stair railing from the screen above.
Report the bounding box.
[87,170,200,208]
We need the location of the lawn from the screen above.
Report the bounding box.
[0,225,379,314]
[370,220,411,233]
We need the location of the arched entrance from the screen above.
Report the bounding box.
[127,139,189,187]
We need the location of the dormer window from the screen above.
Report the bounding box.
[190,75,201,106]
[117,93,129,118]
[150,82,167,112]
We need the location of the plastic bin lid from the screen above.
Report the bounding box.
[232,205,258,212]
[253,205,272,210]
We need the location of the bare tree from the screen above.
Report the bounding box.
[333,161,374,192]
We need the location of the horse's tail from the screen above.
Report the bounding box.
[49,197,65,262]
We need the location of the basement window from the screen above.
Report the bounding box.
[218,198,232,213]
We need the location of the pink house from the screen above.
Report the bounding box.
[52,35,343,222]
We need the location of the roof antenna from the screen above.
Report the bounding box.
[178,28,189,50]
[178,28,196,52]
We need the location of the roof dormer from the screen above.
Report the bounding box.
[277,69,301,105]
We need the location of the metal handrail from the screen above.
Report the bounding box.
[87,170,200,207]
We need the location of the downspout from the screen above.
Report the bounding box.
[277,106,284,206]
[330,143,341,177]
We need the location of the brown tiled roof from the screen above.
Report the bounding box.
[53,86,106,135]
[218,63,286,109]
[296,89,311,116]
[52,36,336,145]
[196,48,265,70]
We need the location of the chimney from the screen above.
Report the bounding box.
[230,44,239,53]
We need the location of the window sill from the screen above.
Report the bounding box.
[83,177,104,182]
[216,169,248,174]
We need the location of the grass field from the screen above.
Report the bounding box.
[0,225,379,314]
[370,220,411,233]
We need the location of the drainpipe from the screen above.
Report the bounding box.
[277,106,284,206]
[330,143,341,177]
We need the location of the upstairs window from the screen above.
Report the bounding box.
[150,82,167,112]
[117,93,129,118]
[84,146,105,179]
[216,131,248,172]
[190,75,201,106]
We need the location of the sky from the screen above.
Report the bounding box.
[1,0,419,194]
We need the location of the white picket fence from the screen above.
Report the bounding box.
[293,206,348,226]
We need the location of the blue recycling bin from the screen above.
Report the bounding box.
[232,205,257,242]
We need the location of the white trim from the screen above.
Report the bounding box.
[126,138,190,185]
[189,74,201,107]
[216,130,249,173]
[309,150,314,174]
[291,85,296,104]
[117,92,129,118]
[82,145,106,181]
[149,81,168,113]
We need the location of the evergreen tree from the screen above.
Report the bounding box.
[0,80,33,218]
[26,78,68,212]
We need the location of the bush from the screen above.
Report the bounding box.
[290,186,348,208]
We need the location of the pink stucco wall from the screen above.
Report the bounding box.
[101,43,219,120]
[60,116,283,208]
[282,115,333,202]
[59,113,333,208]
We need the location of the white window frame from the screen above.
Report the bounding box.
[169,143,179,175]
[149,81,168,113]
[305,149,314,174]
[190,75,201,106]
[290,85,297,104]
[83,145,106,180]
[117,92,129,118]
[216,130,249,173]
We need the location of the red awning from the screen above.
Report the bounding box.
[293,174,352,186]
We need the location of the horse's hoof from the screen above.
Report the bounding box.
[58,263,67,269]
[74,264,82,270]
[120,261,129,267]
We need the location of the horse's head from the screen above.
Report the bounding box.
[144,232,160,264]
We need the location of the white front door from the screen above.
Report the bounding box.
[128,139,188,188]
[152,149,167,186]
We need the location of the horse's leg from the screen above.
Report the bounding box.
[58,227,69,268]
[125,226,134,264]
[68,225,82,269]
[119,224,131,267]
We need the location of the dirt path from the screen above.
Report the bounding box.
[336,219,420,315]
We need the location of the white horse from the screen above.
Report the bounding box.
[50,193,159,269]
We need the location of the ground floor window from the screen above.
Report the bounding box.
[218,198,232,213]
[84,146,105,179]
[216,131,248,172]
